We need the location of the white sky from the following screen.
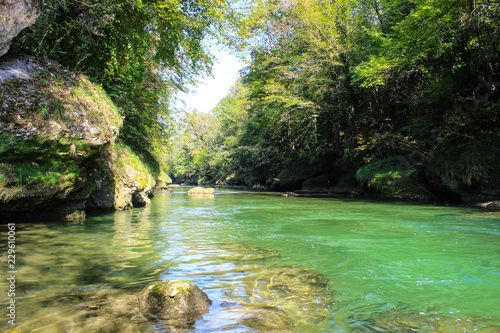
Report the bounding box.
[174,48,247,113]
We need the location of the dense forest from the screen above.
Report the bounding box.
[5,0,500,207]
[169,0,500,203]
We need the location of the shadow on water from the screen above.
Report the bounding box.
[1,189,499,332]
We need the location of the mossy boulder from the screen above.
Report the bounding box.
[155,171,173,190]
[138,280,212,322]
[0,56,121,219]
[0,55,160,220]
[187,187,215,194]
[87,141,155,211]
[425,133,500,203]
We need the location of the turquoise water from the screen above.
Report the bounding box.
[1,188,499,332]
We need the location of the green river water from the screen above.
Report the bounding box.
[1,188,499,332]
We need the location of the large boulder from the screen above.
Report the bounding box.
[86,142,155,211]
[0,56,121,220]
[0,0,39,57]
[138,280,212,322]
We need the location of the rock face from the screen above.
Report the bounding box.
[138,280,212,322]
[86,142,155,211]
[0,56,121,219]
[0,0,39,57]
[0,56,155,220]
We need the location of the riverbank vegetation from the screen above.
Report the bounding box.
[3,0,499,210]
[169,0,500,204]
[13,0,240,180]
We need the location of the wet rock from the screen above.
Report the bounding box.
[138,280,212,322]
[187,187,215,194]
[477,200,500,210]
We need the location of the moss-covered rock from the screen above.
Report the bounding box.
[155,171,173,190]
[138,280,212,322]
[0,55,161,220]
[87,141,155,211]
[0,55,121,219]
[425,133,500,203]
[356,156,430,200]
[187,187,215,194]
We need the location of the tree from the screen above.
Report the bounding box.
[17,0,240,175]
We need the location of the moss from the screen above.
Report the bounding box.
[0,161,81,186]
[69,77,122,130]
[111,141,151,185]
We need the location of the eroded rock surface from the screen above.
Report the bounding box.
[0,56,154,220]
[0,0,39,57]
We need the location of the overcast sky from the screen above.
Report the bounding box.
[174,48,247,113]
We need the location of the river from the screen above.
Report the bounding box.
[1,188,499,332]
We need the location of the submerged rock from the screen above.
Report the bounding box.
[179,242,334,331]
[214,265,334,331]
[214,243,281,261]
[353,307,500,332]
[138,280,212,322]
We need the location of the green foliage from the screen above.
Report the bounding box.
[14,0,242,184]
[168,83,249,184]
[356,156,423,197]
[427,133,500,192]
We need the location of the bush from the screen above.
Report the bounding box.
[356,156,425,198]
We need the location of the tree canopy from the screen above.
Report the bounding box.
[170,0,499,201]
[16,0,241,175]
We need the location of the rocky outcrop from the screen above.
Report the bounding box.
[0,56,121,220]
[0,55,157,220]
[87,142,155,211]
[138,280,212,322]
[0,0,39,57]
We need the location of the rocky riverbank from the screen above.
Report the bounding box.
[0,55,163,221]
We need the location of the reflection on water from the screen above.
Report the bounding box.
[1,188,499,332]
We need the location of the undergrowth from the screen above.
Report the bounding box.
[356,156,423,196]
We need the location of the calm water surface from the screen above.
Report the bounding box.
[1,188,499,332]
